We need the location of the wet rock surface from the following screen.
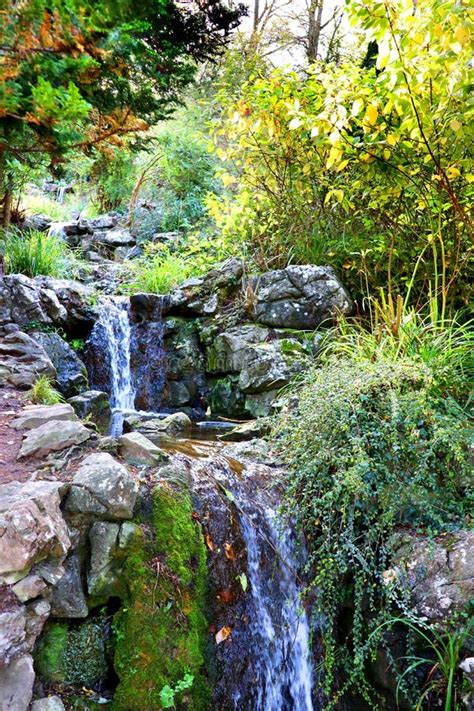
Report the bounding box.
[31,332,88,396]
[18,419,91,459]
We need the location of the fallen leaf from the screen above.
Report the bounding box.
[205,534,214,551]
[215,626,232,644]
[225,543,236,561]
[217,589,235,604]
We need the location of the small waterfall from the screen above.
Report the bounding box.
[57,185,67,203]
[87,298,135,435]
[185,453,317,710]
[239,510,314,711]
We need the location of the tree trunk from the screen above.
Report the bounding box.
[1,188,12,230]
[307,0,324,63]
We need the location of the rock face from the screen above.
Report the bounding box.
[66,453,138,519]
[0,274,94,333]
[247,265,352,328]
[0,654,35,711]
[0,480,70,581]
[118,432,168,467]
[50,555,88,618]
[0,332,56,389]
[32,332,88,396]
[12,403,78,431]
[239,339,307,393]
[68,390,111,432]
[391,530,474,624]
[18,419,91,459]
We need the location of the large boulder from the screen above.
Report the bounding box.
[0,332,56,389]
[31,332,88,396]
[118,432,169,467]
[0,604,27,666]
[0,275,94,331]
[12,403,78,431]
[68,390,111,433]
[65,453,137,520]
[87,522,120,597]
[238,339,307,394]
[50,555,88,618]
[0,654,35,711]
[18,419,91,459]
[0,480,70,582]
[247,265,352,329]
[390,530,474,625]
[206,325,270,374]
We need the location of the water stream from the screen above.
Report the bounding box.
[86,297,317,709]
[87,297,135,435]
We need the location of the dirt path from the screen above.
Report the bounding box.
[0,387,39,485]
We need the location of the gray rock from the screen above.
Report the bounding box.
[18,419,91,459]
[88,215,118,230]
[247,265,352,329]
[32,332,88,396]
[222,439,277,467]
[50,555,88,618]
[12,403,77,431]
[0,654,35,711]
[32,697,66,711]
[0,332,56,389]
[66,453,137,520]
[11,575,47,603]
[239,339,306,394]
[0,606,27,666]
[0,480,70,579]
[0,275,93,330]
[218,420,270,442]
[155,412,192,434]
[87,522,120,597]
[119,432,169,467]
[167,381,191,407]
[24,598,50,649]
[244,391,279,418]
[68,390,111,433]
[206,325,270,374]
[390,530,474,624]
[23,214,52,232]
[94,228,134,247]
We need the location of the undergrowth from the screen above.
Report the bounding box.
[275,315,472,708]
[1,228,76,278]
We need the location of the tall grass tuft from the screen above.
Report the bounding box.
[1,228,74,278]
[29,376,65,405]
[126,246,200,294]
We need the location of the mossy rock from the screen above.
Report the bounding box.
[35,615,110,688]
[112,483,210,710]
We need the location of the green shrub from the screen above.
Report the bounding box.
[126,245,201,294]
[2,228,74,278]
[29,376,65,405]
[275,351,472,706]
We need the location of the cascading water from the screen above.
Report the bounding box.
[87,297,135,435]
[239,509,314,711]
[179,450,318,710]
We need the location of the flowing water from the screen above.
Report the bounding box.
[87,297,135,435]
[86,296,317,709]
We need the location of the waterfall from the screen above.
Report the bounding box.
[57,185,67,203]
[236,509,314,711]
[185,453,318,710]
[87,298,135,435]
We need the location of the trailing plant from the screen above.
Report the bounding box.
[1,228,75,278]
[275,346,472,706]
[28,376,65,405]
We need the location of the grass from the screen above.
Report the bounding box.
[1,228,76,278]
[322,295,472,400]
[29,376,65,405]
[21,193,101,220]
[126,246,201,294]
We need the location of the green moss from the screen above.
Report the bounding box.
[35,617,110,687]
[112,483,210,710]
